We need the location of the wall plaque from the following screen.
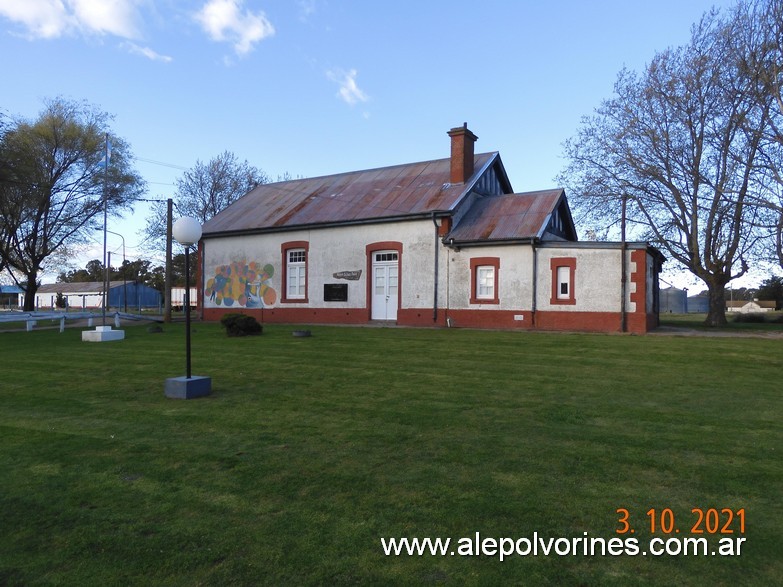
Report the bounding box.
[324,283,348,302]
[333,270,362,281]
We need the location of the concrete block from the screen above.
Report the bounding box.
[165,375,212,399]
[82,326,125,342]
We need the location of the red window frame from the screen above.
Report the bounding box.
[470,257,500,305]
[550,257,576,305]
[281,241,309,303]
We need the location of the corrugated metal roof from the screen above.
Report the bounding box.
[202,153,497,235]
[446,189,565,243]
[37,281,128,294]
[0,285,24,294]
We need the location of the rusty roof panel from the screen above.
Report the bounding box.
[202,153,497,235]
[446,190,564,242]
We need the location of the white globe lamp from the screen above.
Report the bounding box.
[165,216,211,399]
[172,216,203,247]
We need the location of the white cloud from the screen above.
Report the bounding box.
[327,68,369,106]
[122,41,172,63]
[0,0,142,39]
[70,0,141,38]
[0,0,75,38]
[194,0,274,57]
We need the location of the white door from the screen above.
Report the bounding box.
[372,251,399,320]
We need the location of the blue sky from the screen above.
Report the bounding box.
[0,0,741,288]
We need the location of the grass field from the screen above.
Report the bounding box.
[661,312,783,331]
[1,322,780,585]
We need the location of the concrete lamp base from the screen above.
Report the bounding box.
[82,325,125,342]
[165,375,212,399]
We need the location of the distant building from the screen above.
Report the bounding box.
[0,284,24,309]
[170,287,198,310]
[686,295,709,313]
[21,281,161,311]
[659,286,687,313]
[726,299,776,313]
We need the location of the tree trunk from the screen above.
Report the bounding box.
[704,283,728,327]
[22,273,38,312]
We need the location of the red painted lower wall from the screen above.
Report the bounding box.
[203,306,654,333]
[535,311,621,333]
[203,306,369,324]
[441,309,532,329]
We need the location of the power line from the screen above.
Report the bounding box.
[132,156,188,171]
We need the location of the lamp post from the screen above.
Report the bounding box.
[164,217,211,399]
[105,229,127,312]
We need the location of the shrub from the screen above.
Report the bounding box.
[732,312,766,323]
[220,313,263,337]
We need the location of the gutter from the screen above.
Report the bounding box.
[443,236,536,250]
[202,211,453,240]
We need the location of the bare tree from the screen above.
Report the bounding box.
[0,98,145,310]
[143,151,268,249]
[734,0,783,267]
[561,8,773,326]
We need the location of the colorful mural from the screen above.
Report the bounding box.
[205,260,277,308]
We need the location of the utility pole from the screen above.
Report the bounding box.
[107,251,112,312]
[620,194,627,333]
[102,133,109,326]
[164,198,173,322]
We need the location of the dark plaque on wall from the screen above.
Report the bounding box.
[324,283,348,302]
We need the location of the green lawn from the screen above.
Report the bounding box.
[661,312,783,331]
[1,323,780,586]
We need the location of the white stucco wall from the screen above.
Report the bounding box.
[203,225,653,320]
[202,219,445,311]
[445,245,534,310]
[536,246,645,313]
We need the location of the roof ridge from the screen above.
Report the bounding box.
[257,151,501,187]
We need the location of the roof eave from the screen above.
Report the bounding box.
[443,236,536,248]
[202,210,453,239]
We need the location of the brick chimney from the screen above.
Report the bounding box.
[447,123,478,184]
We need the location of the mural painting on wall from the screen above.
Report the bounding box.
[205,260,277,308]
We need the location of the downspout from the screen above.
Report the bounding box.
[432,212,439,323]
[531,239,538,328]
[443,236,458,327]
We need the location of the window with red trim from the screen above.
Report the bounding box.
[281,241,309,303]
[550,257,576,305]
[470,257,500,304]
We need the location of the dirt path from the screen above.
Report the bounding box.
[650,325,783,339]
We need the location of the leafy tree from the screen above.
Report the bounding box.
[171,253,197,287]
[143,151,268,250]
[756,275,783,309]
[146,265,165,292]
[58,257,169,293]
[117,259,151,284]
[0,116,13,276]
[561,6,775,327]
[0,98,145,310]
[57,259,106,283]
[724,286,757,302]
